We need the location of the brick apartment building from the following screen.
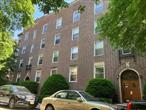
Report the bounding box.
[17,0,146,102]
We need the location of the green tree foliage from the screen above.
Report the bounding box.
[0,33,14,69]
[85,78,116,98]
[0,0,68,69]
[38,74,69,102]
[0,42,17,76]
[97,0,146,52]
[33,0,68,14]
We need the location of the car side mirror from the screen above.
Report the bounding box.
[76,97,83,102]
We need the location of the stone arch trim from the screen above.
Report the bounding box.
[113,62,144,102]
[25,76,30,81]
[116,63,144,77]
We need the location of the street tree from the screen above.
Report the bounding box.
[0,42,18,81]
[97,0,146,53]
[0,0,68,69]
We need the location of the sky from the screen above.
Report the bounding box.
[14,0,74,39]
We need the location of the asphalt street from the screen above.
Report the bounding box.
[0,105,34,110]
[0,106,25,110]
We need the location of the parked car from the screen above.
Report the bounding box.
[117,101,146,110]
[40,90,117,110]
[0,84,35,109]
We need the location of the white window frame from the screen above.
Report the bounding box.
[94,0,104,15]
[52,50,59,63]
[19,59,24,68]
[69,66,78,82]
[35,70,41,83]
[16,74,21,82]
[94,20,98,34]
[50,68,58,76]
[24,32,29,41]
[72,27,79,40]
[71,47,78,60]
[33,30,37,40]
[28,57,33,65]
[94,41,104,56]
[21,46,26,54]
[56,17,62,29]
[73,10,80,23]
[42,24,48,34]
[37,55,43,65]
[40,38,45,49]
[94,62,105,78]
[54,34,61,45]
[122,49,131,55]
[30,44,34,53]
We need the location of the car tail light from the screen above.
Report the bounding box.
[127,102,132,110]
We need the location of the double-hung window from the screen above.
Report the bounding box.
[56,17,62,29]
[33,30,37,40]
[72,27,79,40]
[50,68,58,75]
[54,34,61,45]
[19,59,24,68]
[73,10,80,23]
[42,24,48,34]
[52,51,59,63]
[30,44,34,53]
[40,38,45,49]
[21,46,26,54]
[94,62,105,78]
[28,57,33,65]
[71,47,78,60]
[69,66,77,82]
[37,55,43,65]
[94,1,104,15]
[24,32,29,41]
[94,41,104,56]
[122,49,131,55]
[35,70,41,83]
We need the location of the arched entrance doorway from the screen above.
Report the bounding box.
[121,69,141,102]
[25,76,30,81]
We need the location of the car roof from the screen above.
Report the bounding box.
[0,84,25,88]
[56,90,85,93]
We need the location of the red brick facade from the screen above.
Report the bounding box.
[17,0,146,102]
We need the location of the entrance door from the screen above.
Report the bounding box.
[121,70,141,102]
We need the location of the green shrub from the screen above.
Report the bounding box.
[0,77,8,86]
[10,81,19,85]
[143,83,146,100]
[18,80,39,94]
[38,74,69,102]
[85,78,116,98]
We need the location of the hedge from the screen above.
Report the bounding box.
[85,78,116,98]
[38,74,69,102]
[0,77,8,86]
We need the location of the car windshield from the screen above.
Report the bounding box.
[13,86,30,93]
[79,92,100,102]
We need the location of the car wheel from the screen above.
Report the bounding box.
[45,105,54,110]
[8,98,15,109]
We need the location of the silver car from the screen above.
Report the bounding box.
[40,90,117,110]
[0,85,35,109]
